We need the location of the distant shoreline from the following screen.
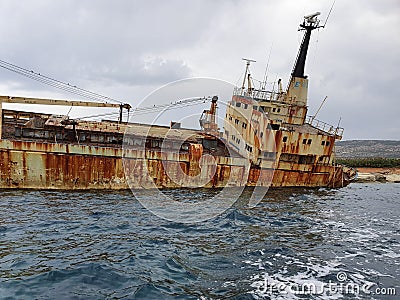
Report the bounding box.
[335,140,400,161]
[355,167,400,183]
[334,140,399,183]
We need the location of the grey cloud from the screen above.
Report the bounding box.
[0,0,399,139]
[0,0,221,87]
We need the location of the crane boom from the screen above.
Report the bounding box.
[0,95,128,108]
[0,95,132,139]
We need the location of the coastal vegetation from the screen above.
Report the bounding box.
[336,157,400,168]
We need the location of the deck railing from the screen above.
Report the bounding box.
[305,116,344,137]
[233,86,278,102]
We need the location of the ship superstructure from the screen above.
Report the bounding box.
[223,13,356,187]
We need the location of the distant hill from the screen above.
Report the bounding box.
[335,140,400,158]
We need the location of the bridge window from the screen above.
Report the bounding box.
[303,138,307,144]
[326,141,330,146]
[236,102,241,107]
[277,108,281,113]
[244,103,248,109]
[283,136,288,142]
[321,141,325,145]
[271,124,280,130]
[242,122,247,129]
[307,139,312,145]
[235,119,239,124]
[253,105,258,111]
[245,144,253,152]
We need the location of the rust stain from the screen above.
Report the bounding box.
[0,141,350,189]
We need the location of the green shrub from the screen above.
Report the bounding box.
[336,157,400,168]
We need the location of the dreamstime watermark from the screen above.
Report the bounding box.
[122,78,276,223]
[255,271,397,297]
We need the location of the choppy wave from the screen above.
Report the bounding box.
[0,183,399,299]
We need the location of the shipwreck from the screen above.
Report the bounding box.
[0,13,356,190]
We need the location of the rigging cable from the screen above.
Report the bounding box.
[77,101,206,120]
[76,96,211,120]
[323,0,336,28]
[0,59,123,104]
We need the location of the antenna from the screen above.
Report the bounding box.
[270,73,278,101]
[323,0,336,27]
[241,58,256,91]
[262,44,274,90]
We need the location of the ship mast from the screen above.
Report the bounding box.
[241,58,256,95]
[291,12,323,79]
[285,12,323,107]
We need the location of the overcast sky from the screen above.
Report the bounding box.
[0,0,399,140]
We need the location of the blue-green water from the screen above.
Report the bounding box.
[0,183,399,299]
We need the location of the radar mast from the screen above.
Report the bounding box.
[291,12,323,79]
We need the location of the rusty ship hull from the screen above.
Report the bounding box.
[0,135,352,190]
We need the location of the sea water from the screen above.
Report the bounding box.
[0,183,399,299]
